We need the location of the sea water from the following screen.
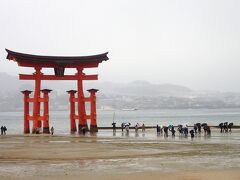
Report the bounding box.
[0,108,240,134]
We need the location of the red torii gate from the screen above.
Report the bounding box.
[6,49,108,134]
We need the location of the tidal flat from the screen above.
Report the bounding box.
[0,129,239,180]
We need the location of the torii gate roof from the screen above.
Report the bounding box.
[5,49,109,68]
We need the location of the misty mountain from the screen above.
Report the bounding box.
[1,73,240,111]
[89,80,193,97]
[0,73,193,97]
[0,72,34,95]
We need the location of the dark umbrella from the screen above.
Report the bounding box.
[196,123,201,126]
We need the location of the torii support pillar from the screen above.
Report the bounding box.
[67,90,77,134]
[87,89,99,133]
[41,89,52,134]
[21,90,32,134]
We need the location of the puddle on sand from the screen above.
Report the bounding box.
[0,141,24,144]
[48,141,70,143]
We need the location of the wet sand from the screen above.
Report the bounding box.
[0,129,240,180]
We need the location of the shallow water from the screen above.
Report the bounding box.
[0,108,240,134]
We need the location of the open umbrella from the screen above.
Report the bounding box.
[168,125,174,129]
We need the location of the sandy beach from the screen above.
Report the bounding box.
[0,129,240,180]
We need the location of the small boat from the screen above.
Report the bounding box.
[122,108,138,111]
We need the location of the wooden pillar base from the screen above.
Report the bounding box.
[90,125,98,133]
[24,129,30,134]
[43,127,50,134]
[71,129,77,134]
[78,124,89,134]
[22,90,32,135]
[32,128,38,134]
[87,89,98,134]
[37,121,42,128]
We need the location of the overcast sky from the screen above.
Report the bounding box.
[0,0,240,92]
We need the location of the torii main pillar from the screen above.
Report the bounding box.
[32,67,42,133]
[77,68,88,133]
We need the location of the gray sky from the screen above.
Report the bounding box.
[0,0,240,92]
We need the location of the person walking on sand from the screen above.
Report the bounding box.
[160,125,163,135]
[125,123,130,135]
[135,123,139,133]
[1,126,3,135]
[190,129,194,138]
[219,123,224,133]
[121,123,125,132]
[112,122,116,132]
[163,126,168,137]
[228,122,233,133]
[3,126,7,135]
[50,126,54,135]
[194,124,198,134]
[156,124,161,135]
[196,123,201,134]
[170,126,175,137]
[142,123,145,132]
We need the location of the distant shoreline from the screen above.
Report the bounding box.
[3,107,240,112]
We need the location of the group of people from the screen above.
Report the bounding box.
[156,123,212,138]
[112,122,146,134]
[1,126,7,135]
[219,122,233,133]
[193,123,211,136]
[156,125,176,137]
[133,123,146,133]
[155,123,212,138]
[112,122,215,139]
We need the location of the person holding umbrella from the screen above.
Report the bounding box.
[190,129,195,138]
[168,125,175,137]
[163,126,169,137]
[183,123,188,137]
[112,122,116,133]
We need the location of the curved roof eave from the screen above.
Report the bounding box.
[5,49,109,63]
